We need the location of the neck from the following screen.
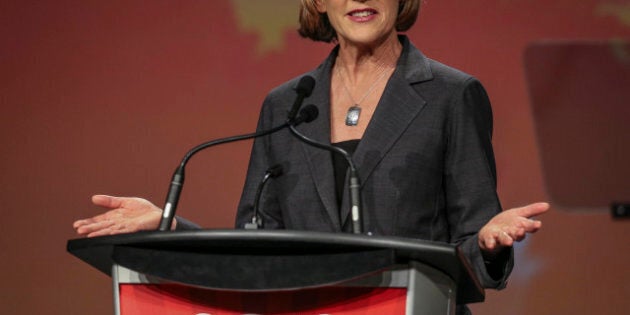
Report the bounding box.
[335,33,402,83]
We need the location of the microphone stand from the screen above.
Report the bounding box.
[288,124,363,234]
[245,165,283,229]
[157,76,316,231]
[157,106,319,231]
[157,123,289,231]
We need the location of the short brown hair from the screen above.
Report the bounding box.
[298,0,421,43]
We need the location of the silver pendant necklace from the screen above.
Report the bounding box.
[345,105,362,126]
[336,60,393,126]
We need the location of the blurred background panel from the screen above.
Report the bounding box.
[526,40,630,211]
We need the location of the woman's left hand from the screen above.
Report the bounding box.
[478,202,550,256]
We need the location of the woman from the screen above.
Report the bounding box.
[74,1,548,312]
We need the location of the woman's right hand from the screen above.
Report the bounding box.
[73,195,169,237]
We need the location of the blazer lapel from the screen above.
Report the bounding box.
[294,55,342,230]
[339,37,435,227]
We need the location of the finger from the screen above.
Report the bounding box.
[482,227,504,251]
[74,209,120,228]
[525,218,542,232]
[87,227,115,238]
[498,230,514,247]
[76,219,114,236]
[512,228,527,241]
[73,219,88,229]
[514,202,550,218]
[92,195,124,209]
[515,216,543,233]
[483,235,497,250]
[76,220,113,235]
[87,224,134,237]
[73,217,101,228]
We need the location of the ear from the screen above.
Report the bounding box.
[314,0,327,13]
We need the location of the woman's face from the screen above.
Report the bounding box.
[316,0,399,47]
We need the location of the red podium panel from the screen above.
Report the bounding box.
[119,284,406,314]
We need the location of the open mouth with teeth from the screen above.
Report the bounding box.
[350,10,376,17]
[348,9,378,20]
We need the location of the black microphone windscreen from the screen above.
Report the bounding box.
[296,75,316,96]
[299,105,319,123]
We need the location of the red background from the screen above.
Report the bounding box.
[1,1,628,314]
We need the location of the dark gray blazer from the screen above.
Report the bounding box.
[234,36,512,294]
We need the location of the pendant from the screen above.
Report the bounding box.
[345,105,361,126]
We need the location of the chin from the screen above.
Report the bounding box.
[346,33,391,47]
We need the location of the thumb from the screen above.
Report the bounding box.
[91,194,123,209]
[514,202,550,218]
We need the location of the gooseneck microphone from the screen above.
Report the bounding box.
[157,76,316,231]
[288,106,363,234]
[287,76,316,122]
[244,164,284,230]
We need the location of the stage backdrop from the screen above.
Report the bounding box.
[1,1,628,314]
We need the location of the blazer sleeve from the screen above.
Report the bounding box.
[444,77,513,289]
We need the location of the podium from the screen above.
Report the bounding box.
[67,230,484,314]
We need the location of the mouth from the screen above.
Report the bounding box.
[347,9,378,18]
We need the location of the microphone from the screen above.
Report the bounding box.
[244,164,284,230]
[157,77,316,231]
[294,104,318,124]
[288,106,363,234]
[286,76,316,123]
